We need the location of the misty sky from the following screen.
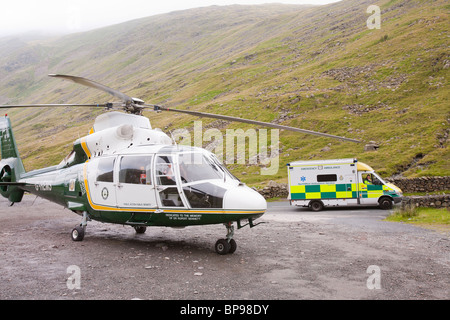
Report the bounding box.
[0,0,340,37]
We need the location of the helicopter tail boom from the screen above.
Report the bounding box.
[0,115,26,203]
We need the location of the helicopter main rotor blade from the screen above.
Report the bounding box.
[150,105,360,143]
[0,103,111,109]
[1,73,358,143]
[48,74,134,104]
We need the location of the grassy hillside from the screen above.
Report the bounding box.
[0,0,448,187]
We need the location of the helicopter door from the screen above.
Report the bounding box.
[155,155,185,208]
[116,155,156,209]
[88,156,117,208]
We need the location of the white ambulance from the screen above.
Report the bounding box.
[287,158,402,211]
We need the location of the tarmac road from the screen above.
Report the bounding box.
[0,194,449,301]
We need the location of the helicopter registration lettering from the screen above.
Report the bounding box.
[167,213,201,221]
[35,182,52,191]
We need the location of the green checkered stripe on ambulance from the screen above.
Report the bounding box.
[290,184,391,200]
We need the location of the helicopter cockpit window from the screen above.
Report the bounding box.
[119,156,153,185]
[97,157,115,183]
[183,183,226,208]
[178,153,223,183]
[210,154,239,182]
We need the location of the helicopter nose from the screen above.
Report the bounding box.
[223,185,267,211]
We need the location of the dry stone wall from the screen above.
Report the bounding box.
[385,176,449,193]
[401,195,449,209]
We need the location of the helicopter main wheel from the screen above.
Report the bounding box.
[215,238,237,255]
[228,238,237,254]
[215,239,231,255]
[134,226,147,234]
[71,226,85,241]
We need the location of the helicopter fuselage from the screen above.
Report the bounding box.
[1,112,266,253]
[19,144,266,228]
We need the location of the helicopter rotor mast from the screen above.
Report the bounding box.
[48,74,145,115]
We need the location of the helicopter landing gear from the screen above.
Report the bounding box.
[71,211,89,241]
[133,226,147,234]
[215,222,237,255]
[71,225,85,241]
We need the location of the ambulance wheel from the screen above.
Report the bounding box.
[379,197,393,210]
[310,200,324,212]
[134,226,147,234]
[71,226,85,241]
[215,239,231,255]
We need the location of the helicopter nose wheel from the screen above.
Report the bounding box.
[71,211,89,241]
[133,226,147,234]
[71,225,85,241]
[215,222,237,255]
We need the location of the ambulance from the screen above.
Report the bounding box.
[287,158,402,211]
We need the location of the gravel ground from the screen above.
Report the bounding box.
[0,195,448,301]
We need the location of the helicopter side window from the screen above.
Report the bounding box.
[155,156,176,185]
[96,157,115,183]
[155,156,183,207]
[155,156,184,207]
[159,187,183,207]
[119,156,153,185]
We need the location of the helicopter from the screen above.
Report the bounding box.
[0,74,359,254]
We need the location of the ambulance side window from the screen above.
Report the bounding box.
[317,174,337,182]
[362,173,381,185]
[97,157,115,183]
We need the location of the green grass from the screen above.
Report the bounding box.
[386,207,450,233]
[0,0,448,186]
